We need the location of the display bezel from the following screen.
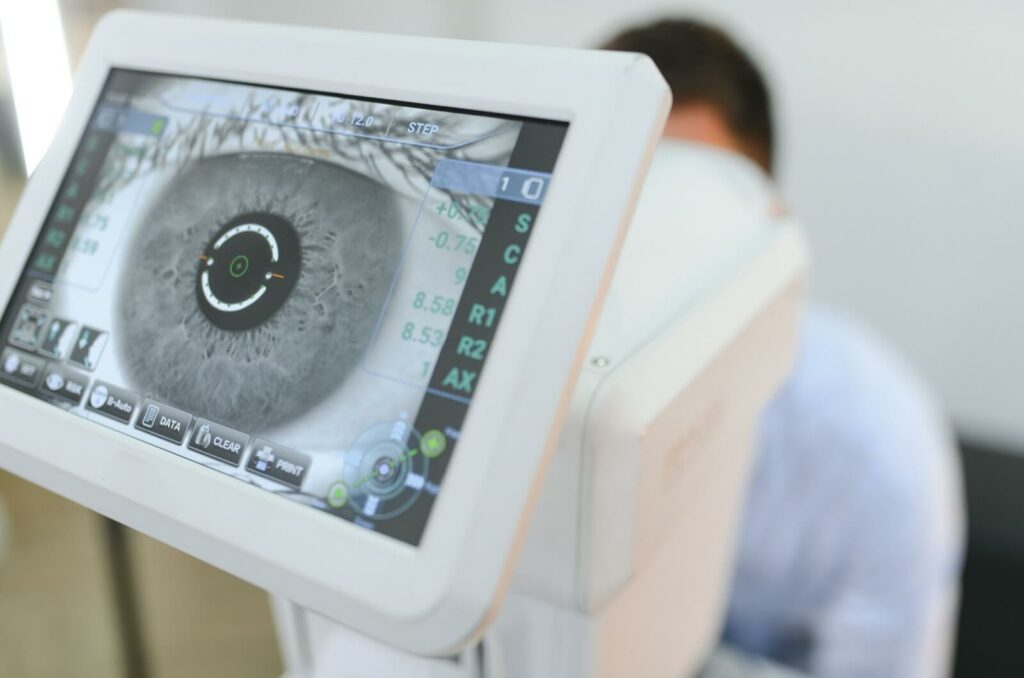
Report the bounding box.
[0,10,669,654]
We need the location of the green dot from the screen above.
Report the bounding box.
[326,482,349,509]
[229,254,249,278]
[420,430,447,459]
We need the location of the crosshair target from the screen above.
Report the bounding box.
[197,212,300,330]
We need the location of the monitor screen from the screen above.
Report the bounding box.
[0,69,568,546]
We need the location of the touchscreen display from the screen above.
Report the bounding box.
[0,69,567,545]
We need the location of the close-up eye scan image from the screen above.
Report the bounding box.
[118,151,402,432]
[0,69,567,544]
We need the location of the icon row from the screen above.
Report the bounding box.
[9,304,107,371]
[162,94,474,149]
[83,381,310,490]
[0,345,310,491]
[1,346,89,404]
[83,382,311,489]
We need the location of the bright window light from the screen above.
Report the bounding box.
[0,0,72,175]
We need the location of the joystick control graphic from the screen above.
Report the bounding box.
[336,421,430,520]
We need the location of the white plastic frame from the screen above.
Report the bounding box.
[0,10,669,654]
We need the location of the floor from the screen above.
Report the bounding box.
[0,471,283,678]
[0,174,281,677]
[953,441,1024,677]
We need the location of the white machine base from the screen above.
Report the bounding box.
[272,235,805,678]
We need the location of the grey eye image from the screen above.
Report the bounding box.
[116,152,402,432]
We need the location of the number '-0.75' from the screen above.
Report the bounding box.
[430,230,479,254]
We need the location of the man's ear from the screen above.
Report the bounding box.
[662,103,745,156]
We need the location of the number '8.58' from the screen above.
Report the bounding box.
[413,292,456,316]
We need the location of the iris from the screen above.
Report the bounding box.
[116,152,402,432]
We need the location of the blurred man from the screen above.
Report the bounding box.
[606,19,965,678]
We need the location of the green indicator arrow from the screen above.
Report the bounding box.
[326,482,349,509]
[420,430,447,459]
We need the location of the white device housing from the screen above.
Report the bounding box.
[0,11,670,654]
[277,145,808,677]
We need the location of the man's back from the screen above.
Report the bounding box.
[725,305,965,677]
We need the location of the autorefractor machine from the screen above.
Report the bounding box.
[0,12,807,678]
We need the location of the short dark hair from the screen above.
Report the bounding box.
[604,18,774,173]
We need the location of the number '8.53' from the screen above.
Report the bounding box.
[402,322,444,347]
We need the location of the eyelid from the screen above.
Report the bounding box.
[99,88,516,233]
[128,89,510,186]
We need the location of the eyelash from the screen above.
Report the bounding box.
[96,86,517,232]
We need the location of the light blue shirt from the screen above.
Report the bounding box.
[723,306,965,678]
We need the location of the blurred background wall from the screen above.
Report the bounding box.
[0,1,1019,676]
[59,0,1021,453]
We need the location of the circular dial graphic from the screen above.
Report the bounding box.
[337,421,429,521]
[196,212,300,330]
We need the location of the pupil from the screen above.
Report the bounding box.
[229,255,249,278]
[196,212,301,331]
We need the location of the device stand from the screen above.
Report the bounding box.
[272,597,491,678]
[271,592,615,678]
